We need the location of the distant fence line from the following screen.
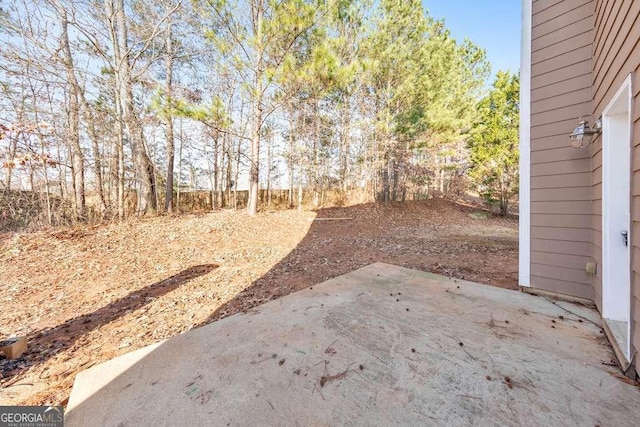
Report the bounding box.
[175,187,434,211]
[0,187,441,230]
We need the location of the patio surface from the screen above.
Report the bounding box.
[66,263,640,426]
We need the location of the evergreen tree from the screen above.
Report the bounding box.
[468,71,520,216]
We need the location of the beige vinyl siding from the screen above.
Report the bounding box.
[592,0,640,360]
[531,88,593,115]
[532,73,592,102]
[533,0,592,24]
[531,239,593,257]
[532,172,592,188]
[530,0,595,300]
[532,61,593,89]
[531,187,593,202]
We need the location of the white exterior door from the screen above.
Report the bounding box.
[602,74,633,360]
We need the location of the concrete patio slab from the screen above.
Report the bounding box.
[66,263,640,426]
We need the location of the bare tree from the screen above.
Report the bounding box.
[57,4,86,219]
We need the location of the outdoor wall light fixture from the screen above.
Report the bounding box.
[570,115,602,148]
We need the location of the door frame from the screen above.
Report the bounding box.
[601,74,633,360]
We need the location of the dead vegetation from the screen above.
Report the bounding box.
[0,199,517,406]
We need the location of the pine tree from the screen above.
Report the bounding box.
[468,71,520,216]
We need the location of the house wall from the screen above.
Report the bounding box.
[591,0,640,363]
[529,0,595,299]
[529,0,640,367]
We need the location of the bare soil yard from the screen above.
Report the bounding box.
[0,199,517,406]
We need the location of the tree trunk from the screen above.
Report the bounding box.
[164,22,175,213]
[207,154,217,210]
[57,144,66,198]
[297,177,303,211]
[127,98,157,215]
[500,175,509,216]
[247,89,263,215]
[266,132,272,207]
[3,135,16,189]
[106,0,126,218]
[340,96,350,194]
[225,133,232,208]
[176,118,184,212]
[112,0,157,216]
[391,158,398,202]
[84,108,108,215]
[313,102,320,208]
[212,134,219,209]
[247,2,264,216]
[60,9,86,219]
[288,114,294,208]
[33,112,52,225]
[383,156,391,204]
[234,134,241,209]
[116,115,126,219]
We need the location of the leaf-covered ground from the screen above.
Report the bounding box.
[0,199,517,406]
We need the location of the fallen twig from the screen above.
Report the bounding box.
[539,296,599,326]
[319,362,357,388]
[310,217,354,221]
[320,369,349,387]
[458,394,482,400]
[4,382,34,389]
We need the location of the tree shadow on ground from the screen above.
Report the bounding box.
[0,264,218,378]
[197,199,518,328]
